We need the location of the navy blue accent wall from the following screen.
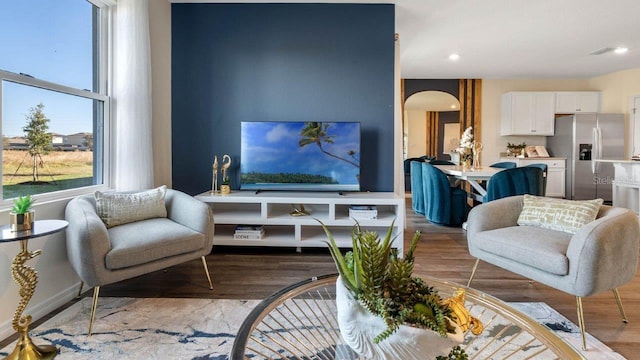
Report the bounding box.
[171,4,395,195]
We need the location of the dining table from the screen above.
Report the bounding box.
[433,165,505,203]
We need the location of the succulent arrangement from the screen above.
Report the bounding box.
[506,142,527,154]
[11,195,34,214]
[321,221,468,359]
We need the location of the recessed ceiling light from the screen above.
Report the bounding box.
[449,53,460,61]
[450,104,457,109]
[614,47,629,54]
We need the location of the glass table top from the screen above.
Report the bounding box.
[231,273,583,359]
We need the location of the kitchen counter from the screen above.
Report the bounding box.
[593,159,639,163]
[500,156,567,160]
[595,160,640,214]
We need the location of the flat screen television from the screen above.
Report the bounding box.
[240,121,360,192]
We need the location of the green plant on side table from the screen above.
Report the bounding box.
[10,195,36,232]
[320,220,482,360]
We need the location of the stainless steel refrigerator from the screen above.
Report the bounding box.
[546,113,624,203]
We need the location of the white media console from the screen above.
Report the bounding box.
[196,191,405,254]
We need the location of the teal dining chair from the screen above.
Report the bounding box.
[483,167,544,202]
[410,161,426,215]
[524,163,549,195]
[421,163,468,226]
[489,161,517,169]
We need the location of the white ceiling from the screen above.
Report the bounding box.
[172,0,640,79]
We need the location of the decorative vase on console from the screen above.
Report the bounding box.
[461,152,472,170]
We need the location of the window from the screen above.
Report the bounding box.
[0,0,112,201]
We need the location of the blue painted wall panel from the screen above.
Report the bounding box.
[172,3,395,194]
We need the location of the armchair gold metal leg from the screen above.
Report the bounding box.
[201,256,213,290]
[612,288,628,323]
[576,296,587,351]
[467,258,480,287]
[76,282,84,298]
[88,286,100,337]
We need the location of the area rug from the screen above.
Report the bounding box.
[0,298,625,359]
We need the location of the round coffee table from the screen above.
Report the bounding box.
[231,273,583,359]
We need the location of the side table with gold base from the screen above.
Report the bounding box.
[1,220,69,360]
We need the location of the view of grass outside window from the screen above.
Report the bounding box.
[0,0,110,201]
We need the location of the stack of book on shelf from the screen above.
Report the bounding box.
[234,225,265,240]
[349,205,378,220]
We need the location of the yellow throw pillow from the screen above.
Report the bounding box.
[517,194,603,234]
[95,186,167,228]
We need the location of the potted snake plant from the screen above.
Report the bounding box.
[320,221,478,360]
[10,195,35,232]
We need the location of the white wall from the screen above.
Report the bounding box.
[589,68,640,157]
[405,110,426,158]
[0,0,173,341]
[150,0,173,188]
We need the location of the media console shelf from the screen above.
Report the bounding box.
[196,191,405,254]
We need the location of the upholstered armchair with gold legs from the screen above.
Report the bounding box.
[64,186,214,336]
[466,195,639,351]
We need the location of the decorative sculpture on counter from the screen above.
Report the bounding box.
[220,154,232,195]
[211,155,219,194]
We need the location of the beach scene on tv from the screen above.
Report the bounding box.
[240,121,361,191]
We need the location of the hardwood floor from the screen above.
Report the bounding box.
[2,198,639,358]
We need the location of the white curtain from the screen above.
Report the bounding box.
[114,0,154,191]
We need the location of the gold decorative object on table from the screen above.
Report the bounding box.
[289,204,310,216]
[211,155,219,194]
[220,154,231,195]
[472,141,483,169]
[1,219,69,360]
[441,288,484,335]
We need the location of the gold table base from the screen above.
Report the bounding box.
[5,239,57,360]
[6,330,57,360]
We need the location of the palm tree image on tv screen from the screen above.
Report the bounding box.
[241,121,361,192]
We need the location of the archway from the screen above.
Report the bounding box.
[404,90,460,160]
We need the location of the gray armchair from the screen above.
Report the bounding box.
[466,195,639,350]
[65,188,214,335]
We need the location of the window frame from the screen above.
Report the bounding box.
[0,0,115,208]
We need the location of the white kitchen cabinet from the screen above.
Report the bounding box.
[501,92,556,136]
[500,157,566,197]
[555,92,601,113]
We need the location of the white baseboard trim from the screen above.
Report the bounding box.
[0,282,81,342]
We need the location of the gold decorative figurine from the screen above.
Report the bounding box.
[211,156,219,194]
[220,155,231,195]
[441,288,484,335]
[473,141,483,169]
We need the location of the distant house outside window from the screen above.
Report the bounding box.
[0,0,112,201]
